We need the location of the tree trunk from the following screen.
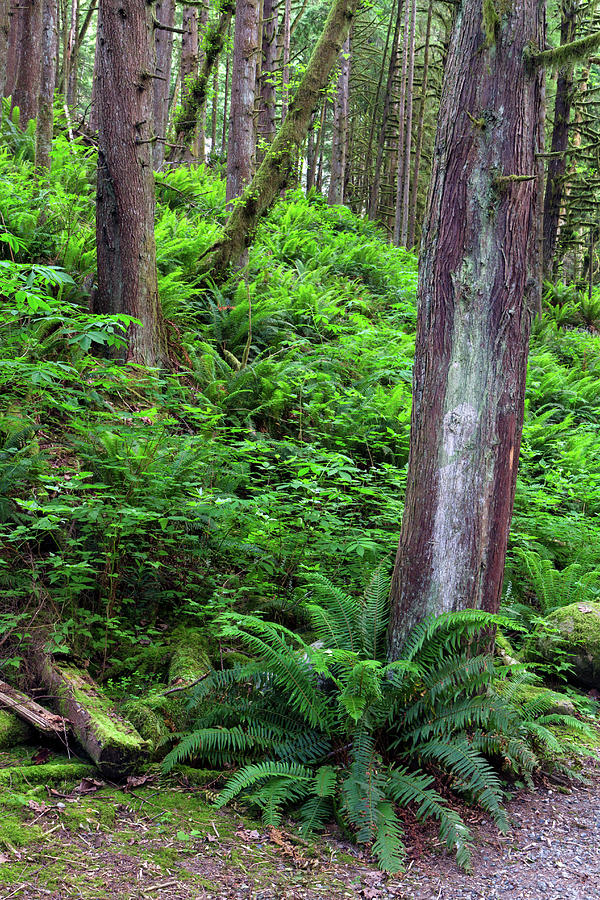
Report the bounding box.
[327,33,350,206]
[393,0,410,245]
[280,0,291,121]
[181,6,199,159]
[196,0,210,162]
[226,0,259,204]
[152,0,175,170]
[4,0,23,98]
[204,0,360,274]
[542,0,577,279]
[387,0,546,657]
[35,0,57,170]
[407,0,433,249]
[221,25,231,153]
[65,0,78,106]
[170,3,233,163]
[95,0,168,367]
[256,0,277,164]
[369,0,402,221]
[11,0,43,127]
[400,0,416,246]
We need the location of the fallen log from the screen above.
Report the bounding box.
[0,708,34,749]
[33,657,150,776]
[0,680,67,738]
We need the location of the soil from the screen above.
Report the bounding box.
[1,763,600,900]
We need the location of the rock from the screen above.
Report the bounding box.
[531,601,600,688]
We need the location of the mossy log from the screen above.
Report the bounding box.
[34,658,150,776]
[0,708,33,749]
[0,679,67,738]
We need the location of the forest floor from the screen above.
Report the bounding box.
[1,750,600,900]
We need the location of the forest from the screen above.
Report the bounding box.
[1,0,600,897]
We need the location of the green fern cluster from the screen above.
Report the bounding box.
[163,571,590,873]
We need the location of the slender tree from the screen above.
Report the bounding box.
[35,0,57,170]
[256,0,277,163]
[407,0,433,248]
[226,0,259,204]
[203,0,361,274]
[181,6,199,158]
[152,0,176,170]
[328,33,351,205]
[95,0,167,366]
[387,0,546,656]
[4,0,24,98]
[10,0,43,126]
[280,0,291,121]
[0,0,9,105]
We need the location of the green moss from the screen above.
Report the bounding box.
[0,709,32,749]
[168,627,212,686]
[0,761,97,788]
[120,698,168,749]
[482,0,500,46]
[532,601,600,687]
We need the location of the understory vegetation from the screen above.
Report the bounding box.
[2,133,600,871]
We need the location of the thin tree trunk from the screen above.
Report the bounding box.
[388,0,546,657]
[328,33,350,205]
[211,64,218,154]
[170,3,233,163]
[152,0,176,170]
[0,0,10,105]
[196,0,210,162]
[542,0,577,278]
[369,0,402,220]
[400,0,416,246]
[407,0,433,249]
[226,0,259,204]
[95,0,168,367]
[204,0,361,274]
[65,0,77,106]
[11,0,43,126]
[256,0,277,164]
[89,25,99,130]
[307,96,326,190]
[362,1,395,215]
[181,6,199,159]
[35,0,57,170]
[4,0,23,97]
[393,0,410,245]
[280,0,291,121]
[221,27,231,153]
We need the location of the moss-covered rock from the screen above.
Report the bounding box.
[499,682,577,717]
[531,601,600,688]
[495,631,520,666]
[0,709,33,749]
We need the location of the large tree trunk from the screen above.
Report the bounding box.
[226,0,259,204]
[203,0,360,275]
[327,33,350,206]
[256,0,277,164]
[0,0,9,105]
[542,0,577,279]
[387,0,545,657]
[35,0,57,170]
[11,0,43,126]
[95,0,168,367]
[152,0,175,170]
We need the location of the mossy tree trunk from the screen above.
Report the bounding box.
[256,0,277,165]
[327,33,350,206]
[10,0,43,127]
[202,0,361,276]
[94,0,168,367]
[387,0,546,657]
[35,0,57,171]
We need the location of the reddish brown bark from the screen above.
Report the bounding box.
[0,0,9,104]
[226,0,259,204]
[5,0,24,98]
[95,0,167,367]
[11,0,43,126]
[388,0,546,656]
[152,0,175,170]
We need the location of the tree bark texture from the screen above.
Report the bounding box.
[327,33,350,205]
[407,0,433,248]
[387,0,546,658]
[400,0,416,245]
[4,0,23,97]
[393,0,410,245]
[180,5,199,158]
[226,0,259,204]
[280,0,291,121]
[369,0,402,221]
[256,0,277,164]
[35,0,57,170]
[196,0,210,162]
[11,0,43,126]
[95,0,168,367]
[0,0,9,104]
[204,0,361,274]
[152,0,175,170]
[542,1,577,278]
[65,0,78,106]
[170,2,233,162]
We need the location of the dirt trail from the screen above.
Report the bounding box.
[2,768,600,900]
